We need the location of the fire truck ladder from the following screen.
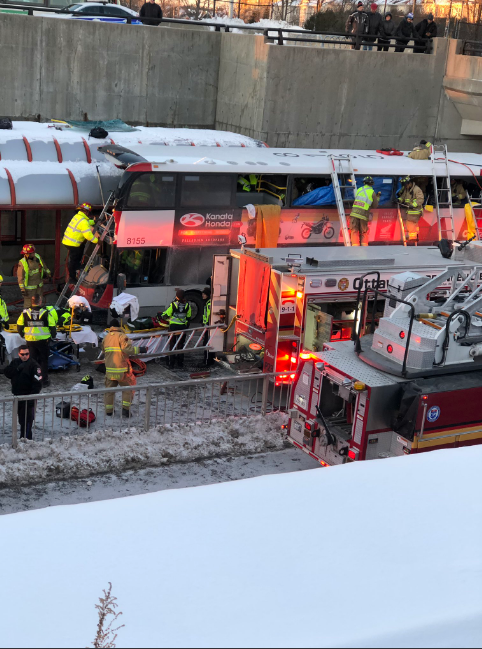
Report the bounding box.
[55,192,116,309]
[466,190,482,240]
[329,154,356,247]
[432,144,456,241]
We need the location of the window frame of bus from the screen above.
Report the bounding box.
[179,173,237,209]
[115,247,168,287]
[289,175,336,208]
[120,171,177,211]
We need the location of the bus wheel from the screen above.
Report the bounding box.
[184,291,204,323]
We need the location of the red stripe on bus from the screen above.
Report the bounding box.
[23,137,32,162]
[5,169,16,206]
[82,138,92,164]
[66,169,79,206]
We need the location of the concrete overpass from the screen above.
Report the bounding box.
[0,12,482,152]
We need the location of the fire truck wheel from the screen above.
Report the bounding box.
[184,291,204,323]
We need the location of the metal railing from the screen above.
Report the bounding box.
[0,372,292,448]
[0,4,431,51]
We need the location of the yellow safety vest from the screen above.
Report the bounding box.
[350,185,375,220]
[19,255,46,290]
[17,308,55,341]
[62,211,98,247]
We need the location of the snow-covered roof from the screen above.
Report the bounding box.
[0,445,480,646]
[117,145,482,178]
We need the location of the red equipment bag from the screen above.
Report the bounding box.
[376,148,403,156]
[70,406,96,427]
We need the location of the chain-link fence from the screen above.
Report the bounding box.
[0,372,293,448]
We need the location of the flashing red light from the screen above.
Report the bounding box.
[296,291,303,299]
[348,449,357,460]
[300,352,311,359]
[422,394,428,401]
[305,422,312,431]
[399,331,406,339]
[291,356,298,364]
[387,344,394,354]
[249,343,263,351]
[275,381,281,386]
[290,373,296,379]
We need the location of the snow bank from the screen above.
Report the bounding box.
[0,413,288,487]
[201,16,305,35]
[0,445,481,648]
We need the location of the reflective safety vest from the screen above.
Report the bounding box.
[162,300,192,326]
[17,308,56,342]
[203,299,211,326]
[45,306,59,326]
[62,210,98,247]
[102,327,140,378]
[121,250,143,271]
[0,297,8,324]
[350,185,375,220]
[238,174,258,192]
[18,254,47,290]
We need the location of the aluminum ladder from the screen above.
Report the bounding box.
[55,192,116,309]
[329,154,356,247]
[431,144,456,241]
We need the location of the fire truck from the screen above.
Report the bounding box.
[210,244,481,379]
[287,239,482,465]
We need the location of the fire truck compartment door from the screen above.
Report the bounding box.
[237,254,270,329]
[304,304,333,351]
[211,254,231,352]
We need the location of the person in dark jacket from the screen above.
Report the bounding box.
[365,3,382,50]
[414,13,437,53]
[345,1,369,51]
[4,345,43,440]
[139,0,163,26]
[377,12,396,51]
[395,13,417,52]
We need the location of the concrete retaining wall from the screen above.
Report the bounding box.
[0,13,480,150]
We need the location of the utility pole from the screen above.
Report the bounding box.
[412,0,416,16]
[229,0,234,18]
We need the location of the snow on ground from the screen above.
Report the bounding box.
[0,413,288,487]
[0,448,318,515]
[1,446,481,648]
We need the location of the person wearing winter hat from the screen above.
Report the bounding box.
[364,3,382,50]
[377,12,396,51]
[161,289,192,369]
[414,12,437,53]
[394,12,416,52]
[345,1,369,50]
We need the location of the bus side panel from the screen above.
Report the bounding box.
[116,210,175,248]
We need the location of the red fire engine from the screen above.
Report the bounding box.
[287,239,482,464]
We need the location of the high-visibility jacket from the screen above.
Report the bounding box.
[398,184,424,218]
[0,297,9,326]
[17,308,56,342]
[162,299,192,326]
[203,299,211,326]
[17,254,49,291]
[238,174,258,192]
[121,249,143,271]
[62,210,98,247]
[45,306,59,326]
[350,184,379,220]
[408,142,432,160]
[102,327,140,379]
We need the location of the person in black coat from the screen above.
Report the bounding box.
[139,0,163,26]
[345,1,369,51]
[377,12,396,51]
[414,13,437,53]
[395,13,417,52]
[365,3,383,50]
[4,345,43,440]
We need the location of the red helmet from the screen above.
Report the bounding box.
[78,203,92,214]
[21,244,35,256]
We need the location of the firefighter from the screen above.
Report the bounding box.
[451,179,466,206]
[62,203,98,283]
[238,174,258,193]
[162,289,192,369]
[102,319,147,417]
[120,249,143,284]
[17,294,57,387]
[349,176,380,247]
[408,140,432,160]
[397,176,424,243]
[17,244,51,309]
[0,275,9,331]
[201,287,214,367]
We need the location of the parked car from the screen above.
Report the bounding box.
[59,1,142,24]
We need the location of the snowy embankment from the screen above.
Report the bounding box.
[0,413,288,487]
[1,446,481,648]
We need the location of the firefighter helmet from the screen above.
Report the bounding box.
[21,244,36,256]
[78,203,92,215]
[363,176,374,186]
[401,175,411,185]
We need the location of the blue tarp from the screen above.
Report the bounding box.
[293,176,395,207]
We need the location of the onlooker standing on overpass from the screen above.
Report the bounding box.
[395,13,417,52]
[365,3,382,51]
[345,2,369,51]
[414,13,437,53]
[139,0,163,26]
[377,13,396,51]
